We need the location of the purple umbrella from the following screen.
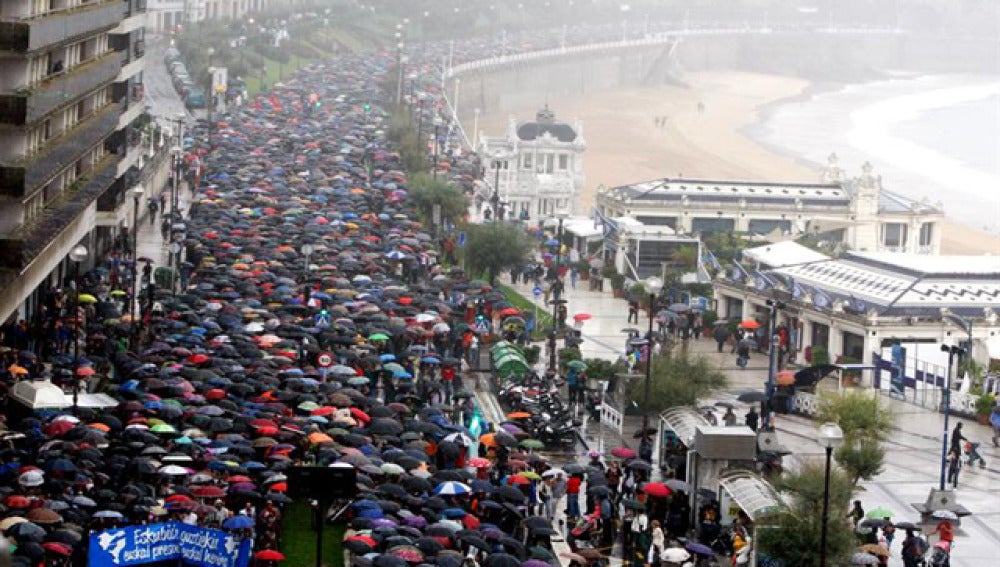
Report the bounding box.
[404,516,427,527]
[370,518,398,528]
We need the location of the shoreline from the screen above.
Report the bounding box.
[472,71,1000,255]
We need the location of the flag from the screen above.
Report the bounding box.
[753,271,775,292]
[812,286,833,310]
[701,248,722,272]
[730,262,751,282]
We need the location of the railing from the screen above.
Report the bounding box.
[134,39,145,58]
[0,0,124,52]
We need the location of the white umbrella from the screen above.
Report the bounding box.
[415,313,436,323]
[931,510,958,521]
[434,481,471,496]
[661,548,690,563]
[443,432,473,446]
[542,469,566,478]
[851,552,879,565]
[158,465,190,475]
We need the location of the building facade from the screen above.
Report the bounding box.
[713,248,1000,373]
[595,154,944,254]
[0,0,149,323]
[478,106,585,220]
[147,0,267,34]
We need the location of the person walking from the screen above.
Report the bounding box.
[947,448,961,488]
[627,299,639,324]
[847,500,865,528]
[744,407,759,432]
[566,474,581,519]
[713,324,729,353]
[991,402,1000,447]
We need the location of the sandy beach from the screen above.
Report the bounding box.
[473,70,1000,255]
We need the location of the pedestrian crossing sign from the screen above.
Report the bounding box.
[315,311,331,328]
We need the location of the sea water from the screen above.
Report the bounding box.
[753,75,1000,234]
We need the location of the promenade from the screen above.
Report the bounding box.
[501,274,1000,567]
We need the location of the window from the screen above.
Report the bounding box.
[919,223,933,246]
[522,153,532,170]
[543,154,554,173]
[558,154,568,170]
[881,223,907,248]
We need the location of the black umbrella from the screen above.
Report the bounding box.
[483,553,520,567]
[737,390,768,403]
[794,364,840,388]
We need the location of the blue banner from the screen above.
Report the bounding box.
[89,522,253,567]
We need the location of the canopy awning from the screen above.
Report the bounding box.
[657,407,710,446]
[718,471,783,522]
[11,379,119,410]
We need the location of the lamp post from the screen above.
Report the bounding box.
[640,276,663,437]
[818,422,845,567]
[764,298,785,420]
[129,184,144,347]
[939,344,964,490]
[206,46,215,151]
[548,212,567,372]
[68,244,89,415]
[490,152,505,221]
[432,116,443,180]
[301,242,314,307]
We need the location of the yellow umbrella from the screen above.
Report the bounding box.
[77,293,98,304]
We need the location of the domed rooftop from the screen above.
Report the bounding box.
[516,105,577,143]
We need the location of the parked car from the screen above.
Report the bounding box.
[184,88,207,109]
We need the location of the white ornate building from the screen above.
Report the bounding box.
[478,106,585,220]
[147,0,269,33]
[595,154,944,254]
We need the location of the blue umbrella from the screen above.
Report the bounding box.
[223,515,255,529]
[380,354,396,362]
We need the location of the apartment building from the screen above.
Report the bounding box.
[0,0,148,323]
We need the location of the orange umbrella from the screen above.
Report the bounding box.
[75,366,95,377]
[88,423,111,432]
[739,320,761,330]
[8,365,28,375]
[479,433,498,447]
[775,370,795,386]
[307,432,333,445]
[506,412,532,419]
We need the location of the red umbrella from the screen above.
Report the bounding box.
[349,407,371,423]
[346,535,377,547]
[611,447,636,459]
[205,389,226,401]
[497,308,521,317]
[191,486,227,499]
[254,550,286,561]
[4,495,29,508]
[42,543,73,557]
[75,366,95,376]
[573,313,593,322]
[739,320,761,330]
[507,475,530,485]
[268,482,287,492]
[467,457,492,468]
[642,482,672,498]
[187,353,210,364]
[461,514,480,529]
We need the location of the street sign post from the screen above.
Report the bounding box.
[316,352,333,368]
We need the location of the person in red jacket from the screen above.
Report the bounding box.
[566,475,581,518]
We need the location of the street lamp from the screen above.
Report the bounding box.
[129,184,144,346]
[432,116,443,180]
[939,344,965,490]
[547,211,568,372]
[68,244,89,415]
[490,151,506,221]
[818,422,845,567]
[640,276,663,437]
[764,298,786,419]
[206,46,215,150]
[301,242,315,307]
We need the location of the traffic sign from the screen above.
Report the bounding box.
[314,312,331,328]
[532,286,542,298]
[316,352,333,367]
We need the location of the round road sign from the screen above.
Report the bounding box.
[316,352,333,367]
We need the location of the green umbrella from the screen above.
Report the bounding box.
[865,507,893,519]
[368,333,390,341]
[567,360,588,371]
[298,401,320,411]
[150,424,176,434]
[519,439,545,450]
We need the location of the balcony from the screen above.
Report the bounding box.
[0,153,120,270]
[0,101,123,199]
[125,0,148,17]
[0,1,124,52]
[0,50,124,126]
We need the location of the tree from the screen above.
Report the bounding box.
[465,223,533,284]
[835,439,886,485]
[816,391,896,485]
[407,173,467,228]
[625,351,727,412]
[757,463,856,567]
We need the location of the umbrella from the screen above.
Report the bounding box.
[685,542,714,556]
[566,360,587,371]
[434,481,471,496]
[794,364,840,387]
[254,550,286,561]
[222,515,254,529]
[851,552,879,565]
[661,548,690,563]
[931,510,958,521]
[642,482,671,498]
[739,320,761,329]
[865,507,893,519]
[737,390,768,403]
[610,446,635,459]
